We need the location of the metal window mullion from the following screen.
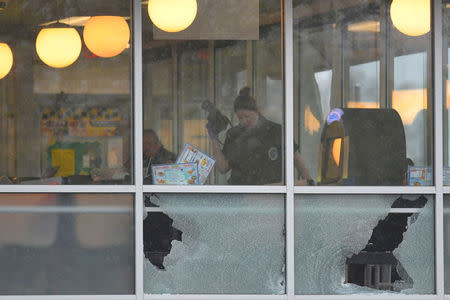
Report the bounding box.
[145,295,287,300]
[293,186,435,194]
[133,0,144,299]
[0,185,136,193]
[172,44,179,152]
[379,1,388,108]
[294,295,437,300]
[284,0,295,299]
[143,185,287,194]
[0,296,135,300]
[433,0,445,298]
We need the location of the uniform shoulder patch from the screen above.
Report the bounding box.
[268,147,278,160]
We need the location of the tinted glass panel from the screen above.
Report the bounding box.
[0,193,134,294]
[293,0,433,186]
[142,1,287,185]
[0,1,133,184]
[443,196,450,292]
[443,1,450,185]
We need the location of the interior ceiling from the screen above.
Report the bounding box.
[0,0,430,59]
[0,0,130,36]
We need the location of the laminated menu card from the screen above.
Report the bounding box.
[408,166,432,186]
[176,143,215,184]
[152,163,199,185]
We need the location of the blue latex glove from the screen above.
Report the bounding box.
[206,122,218,140]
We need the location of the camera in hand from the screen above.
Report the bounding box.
[201,100,231,134]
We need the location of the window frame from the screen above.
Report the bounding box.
[0,0,446,299]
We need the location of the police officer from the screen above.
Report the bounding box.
[208,87,312,185]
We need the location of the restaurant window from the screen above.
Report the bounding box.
[295,194,434,294]
[142,0,286,185]
[0,193,134,294]
[0,0,133,185]
[0,0,448,299]
[143,193,285,294]
[293,0,433,186]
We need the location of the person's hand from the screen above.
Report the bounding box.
[206,122,218,140]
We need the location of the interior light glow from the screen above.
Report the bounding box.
[390,0,430,36]
[83,16,130,58]
[40,16,92,27]
[392,89,427,125]
[332,138,342,167]
[304,105,320,135]
[35,27,82,68]
[347,101,380,109]
[348,21,380,33]
[447,80,450,109]
[0,43,13,79]
[148,0,197,33]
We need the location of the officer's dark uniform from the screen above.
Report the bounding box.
[222,116,285,185]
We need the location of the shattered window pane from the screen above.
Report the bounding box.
[294,194,434,295]
[143,193,285,294]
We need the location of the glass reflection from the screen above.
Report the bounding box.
[443,1,450,185]
[142,0,303,185]
[294,0,433,186]
[295,194,434,294]
[0,1,133,184]
[143,193,285,294]
[0,193,134,294]
[444,196,450,292]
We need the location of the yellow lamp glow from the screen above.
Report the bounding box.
[332,138,342,167]
[36,27,82,68]
[148,0,197,33]
[0,43,13,80]
[304,105,320,135]
[392,89,427,125]
[390,0,430,36]
[83,16,130,58]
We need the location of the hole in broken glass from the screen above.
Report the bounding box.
[143,194,182,270]
[345,195,428,291]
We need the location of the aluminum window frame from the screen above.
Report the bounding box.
[0,0,446,299]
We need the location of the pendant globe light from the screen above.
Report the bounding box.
[83,16,130,58]
[35,0,82,68]
[0,43,13,80]
[148,0,198,33]
[390,0,430,37]
[36,26,82,68]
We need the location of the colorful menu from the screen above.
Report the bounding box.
[408,166,432,186]
[176,143,215,184]
[152,163,199,185]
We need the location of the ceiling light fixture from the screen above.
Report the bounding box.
[147,0,198,33]
[35,27,82,68]
[390,0,430,36]
[83,16,130,58]
[0,43,13,79]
